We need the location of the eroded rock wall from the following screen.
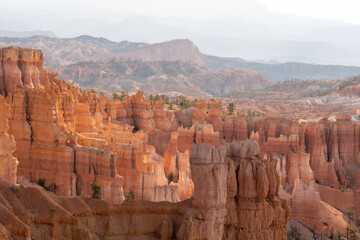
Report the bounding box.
[0,95,17,183]
[0,140,289,240]
[177,141,290,240]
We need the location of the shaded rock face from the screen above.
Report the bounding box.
[224,141,290,240]
[305,119,360,188]
[246,116,360,188]
[241,117,360,235]
[177,141,290,240]
[167,104,360,236]
[245,117,345,235]
[0,140,289,239]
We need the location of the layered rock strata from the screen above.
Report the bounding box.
[0,95,17,183]
[0,47,178,204]
[0,140,289,239]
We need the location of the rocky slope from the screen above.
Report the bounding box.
[53,58,272,97]
[207,55,360,82]
[0,36,205,66]
[226,91,360,120]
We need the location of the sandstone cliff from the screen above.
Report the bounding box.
[0,95,17,184]
[1,47,179,204]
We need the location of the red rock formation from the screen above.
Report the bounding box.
[164,131,194,201]
[223,116,248,142]
[153,100,179,133]
[178,141,290,239]
[114,100,127,122]
[0,179,187,240]
[107,128,179,202]
[0,95,18,183]
[290,180,348,235]
[0,47,187,205]
[228,116,356,235]
[290,180,323,233]
[6,90,31,177]
[192,99,207,122]
[207,99,225,139]
[178,144,228,240]
[304,118,360,188]
[0,46,49,95]
[286,153,314,185]
[115,93,134,126]
[0,140,289,239]
[130,91,156,132]
[73,102,99,132]
[1,47,127,203]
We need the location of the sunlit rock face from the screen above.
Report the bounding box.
[0,47,125,203]
[0,46,190,205]
[0,94,17,184]
[0,46,49,95]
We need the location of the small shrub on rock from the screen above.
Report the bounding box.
[90,183,102,199]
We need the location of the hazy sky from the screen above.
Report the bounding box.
[259,0,360,24]
[1,0,360,24]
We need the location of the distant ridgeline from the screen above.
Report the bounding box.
[1,36,360,87]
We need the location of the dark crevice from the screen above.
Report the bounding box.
[326,124,332,162]
[0,58,5,96]
[24,92,33,143]
[132,125,139,133]
[18,61,24,85]
[234,165,240,203]
[73,150,80,195]
[141,172,144,199]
